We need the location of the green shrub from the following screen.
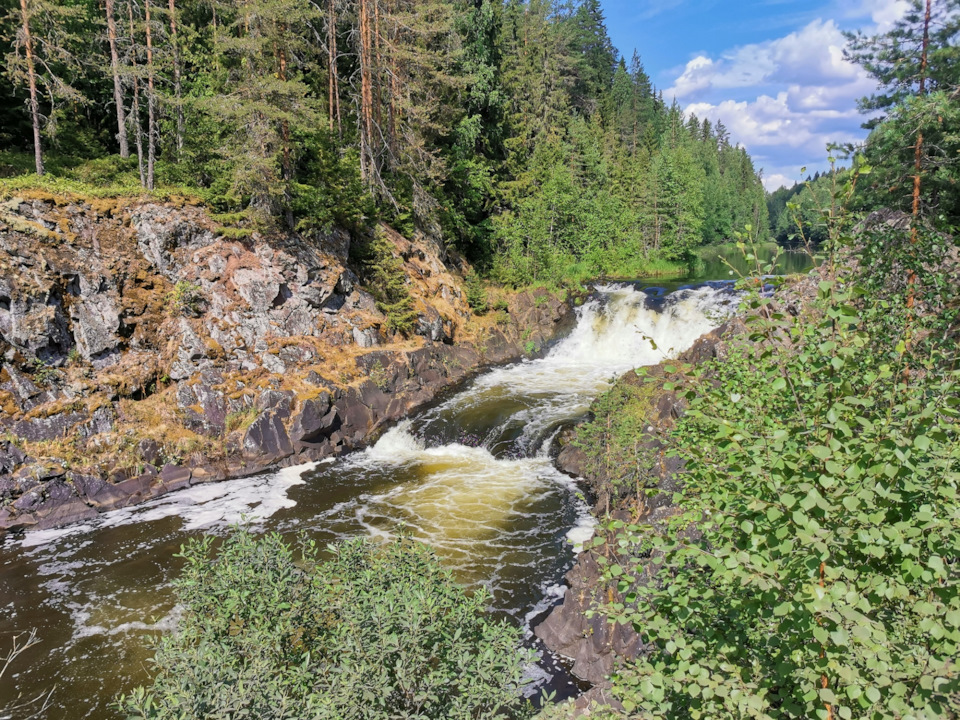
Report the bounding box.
[465,268,489,314]
[166,281,204,317]
[224,406,259,434]
[596,212,960,719]
[119,530,534,720]
[574,377,662,514]
[355,229,418,336]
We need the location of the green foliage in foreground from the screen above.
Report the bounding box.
[574,377,663,514]
[598,219,960,718]
[119,531,534,720]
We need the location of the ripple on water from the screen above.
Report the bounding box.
[0,283,736,719]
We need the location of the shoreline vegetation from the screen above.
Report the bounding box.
[1,0,959,718]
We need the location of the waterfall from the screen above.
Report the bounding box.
[0,283,739,718]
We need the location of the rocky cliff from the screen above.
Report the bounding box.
[0,191,574,535]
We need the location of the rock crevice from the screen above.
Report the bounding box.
[0,196,575,534]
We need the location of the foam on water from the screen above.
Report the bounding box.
[419,284,737,454]
[342,422,566,582]
[0,283,738,718]
[314,284,735,590]
[17,461,318,549]
[477,284,733,396]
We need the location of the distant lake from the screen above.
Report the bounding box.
[693,242,816,280]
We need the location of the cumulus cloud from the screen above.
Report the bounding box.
[841,0,911,32]
[664,9,894,184]
[667,19,867,100]
[762,172,798,192]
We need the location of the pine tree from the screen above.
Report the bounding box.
[104,0,129,158]
[123,0,146,185]
[166,0,184,156]
[144,0,158,189]
[844,0,959,125]
[4,0,85,174]
[326,0,341,136]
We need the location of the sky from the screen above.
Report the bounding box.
[599,0,911,190]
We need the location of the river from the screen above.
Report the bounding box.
[0,245,811,718]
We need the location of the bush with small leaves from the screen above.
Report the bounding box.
[118,530,534,720]
[595,161,959,720]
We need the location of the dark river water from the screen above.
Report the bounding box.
[0,246,812,718]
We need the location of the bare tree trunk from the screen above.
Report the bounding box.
[106,0,130,158]
[386,0,397,158]
[210,0,220,69]
[145,0,157,190]
[18,0,43,176]
[128,0,146,185]
[903,0,931,382]
[653,189,660,251]
[275,33,294,228]
[276,41,291,182]
[909,0,932,256]
[327,0,340,135]
[358,0,374,183]
[373,0,383,148]
[167,0,184,157]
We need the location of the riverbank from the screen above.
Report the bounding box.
[532,268,822,715]
[0,194,577,537]
[534,211,960,718]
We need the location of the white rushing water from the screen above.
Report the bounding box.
[12,283,736,552]
[313,282,739,598]
[413,282,738,455]
[0,282,739,720]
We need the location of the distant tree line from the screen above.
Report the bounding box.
[0,0,768,283]
[767,0,960,245]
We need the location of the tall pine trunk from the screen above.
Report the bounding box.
[372,0,383,149]
[105,0,129,158]
[386,0,397,158]
[167,0,184,156]
[908,0,932,292]
[358,0,375,184]
[327,0,340,135]
[18,0,43,176]
[210,0,219,68]
[275,34,294,228]
[904,0,932,381]
[128,0,146,185]
[145,0,157,190]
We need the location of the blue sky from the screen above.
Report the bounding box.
[598,0,910,189]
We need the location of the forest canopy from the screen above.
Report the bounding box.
[0,0,769,284]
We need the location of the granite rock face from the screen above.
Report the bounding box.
[0,197,576,535]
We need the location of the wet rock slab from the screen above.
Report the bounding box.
[0,291,575,536]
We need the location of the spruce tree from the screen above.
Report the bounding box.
[201,0,323,214]
[4,0,85,174]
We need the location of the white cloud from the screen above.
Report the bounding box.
[840,0,911,32]
[665,10,897,182]
[688,93,865,157]
[667,19,867,100]
[762,172,798,192]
